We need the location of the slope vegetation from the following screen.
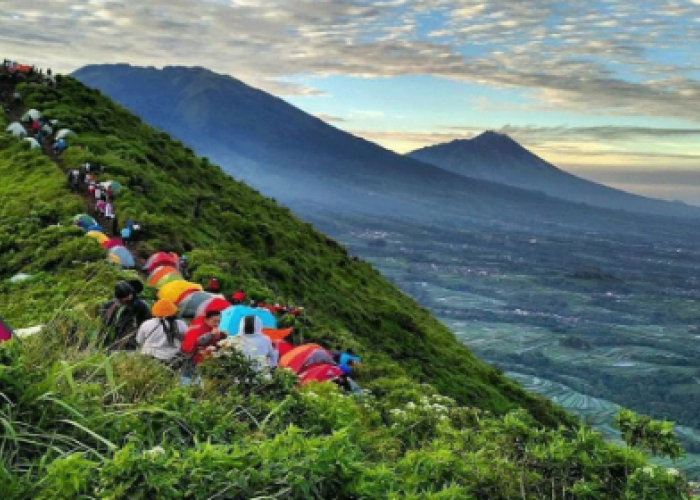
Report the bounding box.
[0,73,688,498]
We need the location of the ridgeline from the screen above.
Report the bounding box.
[0,69,690,498]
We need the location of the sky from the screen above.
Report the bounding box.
[2,0,700,201]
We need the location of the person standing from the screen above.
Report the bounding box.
[232,315,278,372]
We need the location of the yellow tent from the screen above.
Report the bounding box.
[86,231,108,244]
[158,280,203,303]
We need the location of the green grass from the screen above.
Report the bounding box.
[0,74,691,498]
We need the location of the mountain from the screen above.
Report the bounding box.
[1,68,684,498]
[73,64,700,221]
[408,131,692,215]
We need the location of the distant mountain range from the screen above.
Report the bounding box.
[74,64,700,221]
[408,132,690,215]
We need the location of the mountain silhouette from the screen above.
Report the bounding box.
[408,132,690,214]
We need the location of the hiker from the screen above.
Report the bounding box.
[231,315,278,372]
[121,221,133,247]
[178,255,190,280]
[231,290,246,305]
[53,138,67,154]
[94,183,102,201]
[31,120,40,135]
[111,213,119,237]
[333,350,361,376]
[66,170,77,192]
[96,199,106,217]
[206,278,220,293]
[136,299,187,365]
[181,310,226,377]
[104,201,114,220]
[100,281,151,350]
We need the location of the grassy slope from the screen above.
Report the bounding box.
[0,75,570,426]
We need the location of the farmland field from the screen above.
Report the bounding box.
[304,209,700,477]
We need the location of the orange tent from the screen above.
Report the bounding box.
[278,344,323,373]
[262,328,294,342]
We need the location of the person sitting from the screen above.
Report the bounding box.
[137,299,187,365]
[177,255,190,280]
[333,349,361,376]
[206,278,220,293]
[232,315,279,372]
[181,310,225,367]
[100,281,151,350]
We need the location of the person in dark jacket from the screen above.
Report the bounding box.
[100,281,151,350]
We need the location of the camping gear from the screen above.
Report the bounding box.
[147,266,180,287]
[278,344,324,374]
[73,214,97,229]
[299,364,345,386]
[55,128,77,140]
[24,137,40,149]
[86,224,103,232]
[21,109,41,122]
[194,297,231,318]
[274,340,295,358]
[262,328,294,342]
[102,238,124,250]
[154,273,186,289]
[5,122,26,138]
[144,252,179,274]
[158,280,203,303]
[0,316,16,344]
[175,287,198,305]
[86,231,108,244]
[100,180,122,194]
[108,246,136,268]
[178,291,213,319]
[219,306,277,336]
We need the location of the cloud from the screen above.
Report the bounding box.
[1,0,700,122]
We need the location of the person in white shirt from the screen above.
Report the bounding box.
[233,315,278,372]
[137,299,187,364]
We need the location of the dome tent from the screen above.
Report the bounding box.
[21,109,41,122]
[55,128,77,140]
[6,122,26,138]
[148,266,182,288]
[24,137,40,149]
[108,246,135,268]
[219,306,277,335]
[158,280,203,303]
[178,291,213,318]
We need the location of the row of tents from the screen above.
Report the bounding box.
[144,252,359,387]
[75,214,135,268]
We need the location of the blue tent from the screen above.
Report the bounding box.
[86,224,103,232]
[220,306,277,336]
[108,246,136,268]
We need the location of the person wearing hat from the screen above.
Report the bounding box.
[231,290,246,305]
[100,281,151,350]
[136,299,187,365]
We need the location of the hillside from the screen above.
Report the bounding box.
[73,64,700,221]
[0,71,689,498]
[408,132,697,216]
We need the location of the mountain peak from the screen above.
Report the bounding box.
[471,130,520,148]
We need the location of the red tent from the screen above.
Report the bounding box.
[299,364,344,385]
[0,316,15,344]
[144,252,178,274]
[102,238,124,250]
[278,344,333,374]
[274,340,294,358]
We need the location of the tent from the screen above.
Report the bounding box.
[99,181,122,194]
[86,231,108,244]
[262,328,294,342]
[195,297,231,318]
[299,364,344,386]
[55,129,77,140]
[175,287,198,305]
[158,280,203,303]
[86,224,103,232]
[219,306,278,336]
[108,246,135,268]
[21,109,41,122]
[278,344,332,374]
[144,252,178,274]
[154,273,186,289]
[24,137,40,149]
[147,266,181,287]
[102,238,124,250]
[6,122,26,138]
[274,340,295,358]
[178,291,213,319]
[73,214,96,228]
[0,316,18,344]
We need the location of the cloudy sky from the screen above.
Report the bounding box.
[3,0,700,201]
